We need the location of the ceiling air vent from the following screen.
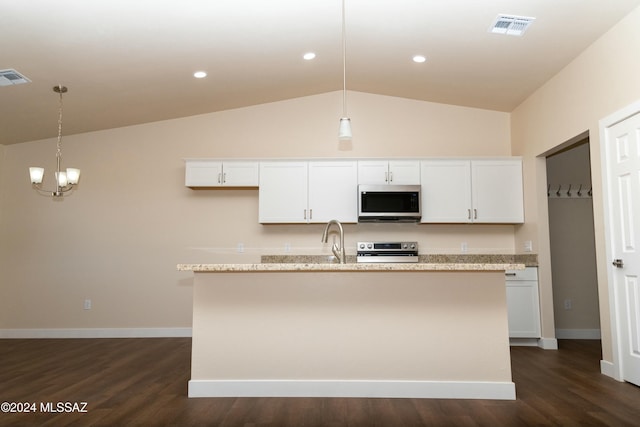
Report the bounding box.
[0,69,31,86]
[489,14,535,36]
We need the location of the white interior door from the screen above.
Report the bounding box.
[604,110,640,386]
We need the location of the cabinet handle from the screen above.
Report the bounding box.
[474,209,477,219]
[506,273,517,277]
[389,171,393,182]
[309,209,312,219]
[222,173,226,184]
[468,209,471,220]
[217,173,222,184]
[304,209,307,220]
[385,172,388,182]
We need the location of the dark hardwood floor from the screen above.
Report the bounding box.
[1,338,639,426]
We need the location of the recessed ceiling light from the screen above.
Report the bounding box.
[412,55,427,63]
[193,71,207,79]
[303,52,316,60]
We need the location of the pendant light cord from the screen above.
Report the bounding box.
[342,0,347,117]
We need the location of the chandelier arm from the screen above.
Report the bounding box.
[31,183,76,195]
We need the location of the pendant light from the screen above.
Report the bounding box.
[338,0,352,141]
[29,85,81,198]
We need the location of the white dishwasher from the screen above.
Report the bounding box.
[505,267,541,338]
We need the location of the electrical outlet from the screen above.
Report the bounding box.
[284,243,291,253]
[524,240,533,252]
[564,299,572,310]
[84,299,92,310]
[461,242,468,253]
[237,243,244,253]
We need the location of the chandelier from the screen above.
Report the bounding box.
[29,85,81,198]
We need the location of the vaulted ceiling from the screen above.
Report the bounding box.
[1,0,639,145]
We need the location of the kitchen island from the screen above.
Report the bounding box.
[177,261,524,400]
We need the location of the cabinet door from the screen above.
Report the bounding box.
[222,161,259,187]
[388,160,421,185]
[185,160,223,187]
[258,162,308,223]
[506,268,541,338]
[357,160,389,185]
[420,160,472,223]
[471,160,524,223]
[308,161,358,223]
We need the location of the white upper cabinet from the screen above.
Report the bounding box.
[259,161,309,223]
[258,160,357,224]
[420,159,524,223]
[471,160,524,223]
[185,160,259,187]
[308,161,358,223]
[357,160,420,185]
[420,160,472,223]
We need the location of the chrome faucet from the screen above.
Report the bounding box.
[321,219,346,264]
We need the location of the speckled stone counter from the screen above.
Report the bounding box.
[178,253,534,272]
[260,253,538,266]
[177,261,524,272]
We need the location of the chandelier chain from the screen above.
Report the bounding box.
[56,86,64,159]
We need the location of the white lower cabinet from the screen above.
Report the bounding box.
[258,160,357,223]
[505,267,541,338]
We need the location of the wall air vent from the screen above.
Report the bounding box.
[0,69,31,86]
[489,14,535,36]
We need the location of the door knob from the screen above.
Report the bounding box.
[612,259,624,268]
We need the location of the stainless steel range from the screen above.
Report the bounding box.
[356,241,419,263]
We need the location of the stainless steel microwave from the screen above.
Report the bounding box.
[357,185,421,222]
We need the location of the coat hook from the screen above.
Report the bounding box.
[556,185,562,197]
[567,184,572,197]
[577,184,583,196]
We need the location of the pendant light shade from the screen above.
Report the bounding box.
[339,117,352,140]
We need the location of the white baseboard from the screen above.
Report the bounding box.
[509,338,540,346]
[188,379,516,400]
[538,337,559,349]
[600,360,621,381]
[509,337,558,349]
[0,328,192,339]
[555,329,601,339]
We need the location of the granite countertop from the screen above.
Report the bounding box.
[177,254,535,273]
[177,262,526,272]
[262,253,538,266]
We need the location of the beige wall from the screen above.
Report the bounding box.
[511,6,640,361]
[0,91,514,330]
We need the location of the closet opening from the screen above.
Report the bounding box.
[545,134,600,340]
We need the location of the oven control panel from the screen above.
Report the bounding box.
[357,241,418,263]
